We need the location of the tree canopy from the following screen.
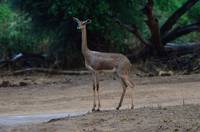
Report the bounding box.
[0,0,200,69]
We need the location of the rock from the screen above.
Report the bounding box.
[19,82,28,86]
[0,81,10,87]
[159,71,174,76]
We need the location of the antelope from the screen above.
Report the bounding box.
[73,17,135,111]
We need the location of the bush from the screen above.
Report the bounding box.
[0,4,37,59]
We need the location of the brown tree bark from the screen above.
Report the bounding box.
[143,0,164,54]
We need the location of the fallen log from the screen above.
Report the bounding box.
[127,42,200,62]
[164,42,200,56]
[0,68,90,76]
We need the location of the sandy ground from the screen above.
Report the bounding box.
[2,105,199,132]
[0,73,200,131]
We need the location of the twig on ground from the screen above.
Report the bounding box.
[0,68,90,76]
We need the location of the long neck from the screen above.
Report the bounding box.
[81,26,89,56]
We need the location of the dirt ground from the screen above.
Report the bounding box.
[1,105,200,132]
[0,73,200,131]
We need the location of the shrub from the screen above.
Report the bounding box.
[0,4,37,59]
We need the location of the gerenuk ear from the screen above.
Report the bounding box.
[73,17,81,23]
[83,19,92,25]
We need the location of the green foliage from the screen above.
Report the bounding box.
[155,0,188,25]
[0,3,38,58]
[154,0,200,43]
[18,0,147,45]
[15,0,147,68]
[2,0,200,68]
[174,32,200,44]
[187,1,200,21]
[0,3,13,22]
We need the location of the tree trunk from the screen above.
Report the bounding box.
[143,0,164,55]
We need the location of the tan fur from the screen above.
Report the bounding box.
[73,17,135,111]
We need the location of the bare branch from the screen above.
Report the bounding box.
[111,17,150,47]
[1,68,90,76]
[162,22,200,43]
[161,0,199,36]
